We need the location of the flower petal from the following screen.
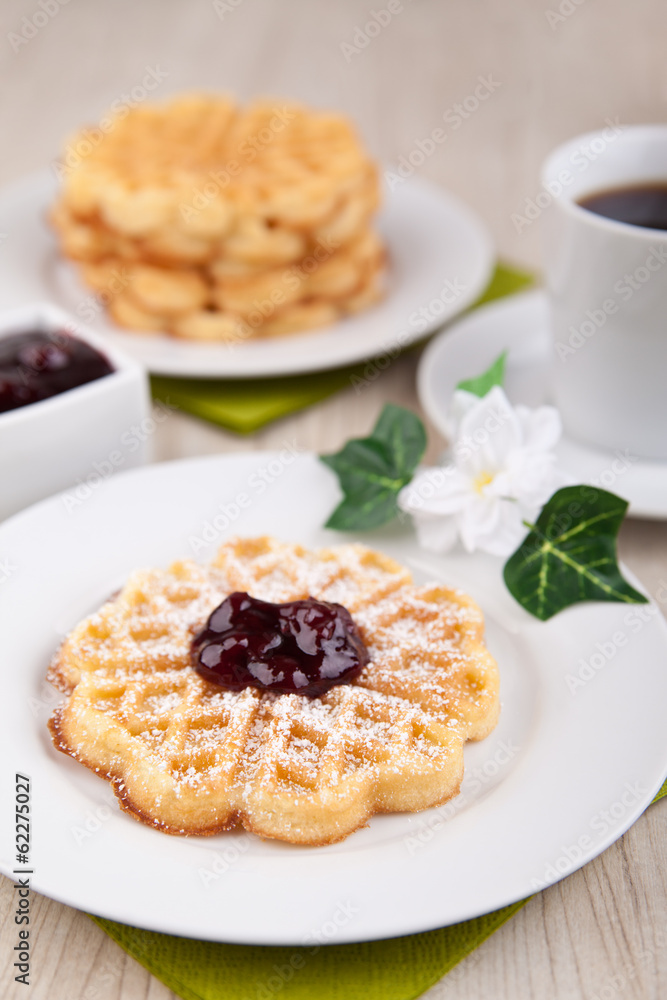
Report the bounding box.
[453,386,522,477]
[473,499,530,556]
[494,450,562,508]
[457,494,502,553]
[398,466,471,517]
[445,389,480,442]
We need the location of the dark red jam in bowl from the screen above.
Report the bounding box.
[191,592,370,697]
[0,330,114,413]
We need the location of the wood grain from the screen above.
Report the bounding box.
[1,0,666,997]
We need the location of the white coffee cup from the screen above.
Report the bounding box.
[541,124,667,460]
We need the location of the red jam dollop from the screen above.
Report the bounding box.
[190,592,369,697]
[0,330,114,413]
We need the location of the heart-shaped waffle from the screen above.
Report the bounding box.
[48,537,499,845]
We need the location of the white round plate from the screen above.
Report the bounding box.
[1,453,666,945]
[418,289,667,520]
[0,171,493,378]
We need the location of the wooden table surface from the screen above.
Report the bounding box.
[1,1,666,997]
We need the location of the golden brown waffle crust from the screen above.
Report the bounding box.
[47,537,500,846]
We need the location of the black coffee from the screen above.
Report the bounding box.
[578,183,667,231]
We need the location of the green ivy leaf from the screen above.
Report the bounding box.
[456,351,507,397]
[503,485,648,621]
[321,404,427,530]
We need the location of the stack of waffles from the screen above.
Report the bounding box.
[50,96,385,342]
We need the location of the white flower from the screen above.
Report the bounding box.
[398,386,565,556]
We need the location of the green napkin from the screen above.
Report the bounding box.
[151,367,364,436]
[91,782,666,1000]
[150,263,534,435]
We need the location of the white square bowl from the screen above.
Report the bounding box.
[0,303,152,521]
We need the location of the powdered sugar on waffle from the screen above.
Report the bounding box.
[48,537,499,842]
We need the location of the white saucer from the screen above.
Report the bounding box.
[0,171,493,379]
[418,289,667,520]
